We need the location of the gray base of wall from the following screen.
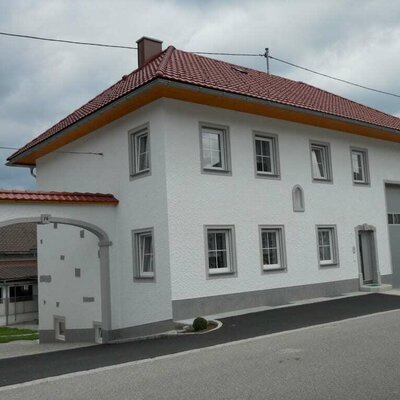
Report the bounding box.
[39,319,175,344]
[381,274,393,285]
[172,278,374,320]
[110,319,175,341]
[39,328,94,343]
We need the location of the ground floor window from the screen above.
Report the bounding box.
[317,226,338,266]
[205,226,236,275]
[132,228,155,279]
[9,284,33,302]
[54,316,66,341]
[259,226,286,271]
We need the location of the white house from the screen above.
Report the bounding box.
[3,37,400,343]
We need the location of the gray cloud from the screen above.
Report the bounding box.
[1,0,400,189]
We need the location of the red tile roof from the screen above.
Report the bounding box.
[0,223,37,254]
[0,260,37,281]
[0,190,118,205]
[8,46,400,161]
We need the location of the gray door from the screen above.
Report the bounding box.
[385,184,400,287]
[359,231,375,284]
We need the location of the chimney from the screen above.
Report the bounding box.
[136,37,163,68]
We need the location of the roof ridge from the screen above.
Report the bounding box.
[155,46,176,77]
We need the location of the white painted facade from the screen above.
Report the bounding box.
[37,224,101,331]
[22,97,400,340]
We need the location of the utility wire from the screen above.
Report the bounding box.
[1,30,400,99]
[193,51,263,57]
[0,31,137,50]
[269,55,400,99]
[0,146,103,156]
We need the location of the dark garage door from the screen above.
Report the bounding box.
[386,184,400,287]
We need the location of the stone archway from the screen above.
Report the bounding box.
[0,215,112,343]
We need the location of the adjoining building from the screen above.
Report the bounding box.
[2,37,400,342]
[0,223,38,326]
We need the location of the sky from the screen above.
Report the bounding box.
[1,0,400,189]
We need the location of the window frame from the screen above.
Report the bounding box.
[54,315,66,341]
[253,131,280,179]
[199,123,231,175]
[309,141,333,183]
[132,228,156,280]
[350,147,370,185]
[259,225,287,272]
[204,225,237,278]
[128,123,151,179]
[316,225,339,267]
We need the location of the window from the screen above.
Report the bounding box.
[388,213,400,225]
[133,229,155,279]
[310,142,332,182]
[9,285,33,302]
[317,226,338,266]
[200,124,230,173]
[54,316,66,341]
[254,133,280,177]
[205,226,236,275]
[351,148,369,184]
[129,124,151,177]
[259,227,286,271]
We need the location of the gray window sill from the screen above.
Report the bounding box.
[134,276,155,282]
[353,181,370,186]
[207,270,236,279]
[262,267,287,273]
[312,178,333,184]
[256,172,281,180]
[202,168,231,175]
[319,262,339,268]
[130,169,151,181]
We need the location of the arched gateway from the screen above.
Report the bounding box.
[0,190,118,343]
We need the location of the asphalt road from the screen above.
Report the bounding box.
[2,308,400,400]
[2,294,400,388]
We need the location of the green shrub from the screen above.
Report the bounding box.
[192,317,208,331]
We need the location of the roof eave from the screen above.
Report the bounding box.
[8,77,400,166]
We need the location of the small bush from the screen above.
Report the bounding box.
[192,317,208,331]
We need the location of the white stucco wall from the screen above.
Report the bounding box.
[161,99,398,301]
[37,224,101,330]
[28,96,400,329]
[35,100,173,331]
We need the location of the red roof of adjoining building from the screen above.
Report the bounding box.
[0,190,118,205]
[0,260,37,281]
[0,223,37,254]
[9,46,400,161]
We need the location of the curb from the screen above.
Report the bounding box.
[108,320,222,344]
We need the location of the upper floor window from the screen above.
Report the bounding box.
[200,124,231,173]
[132,228,155,279]
[310,142,332,182]
[254,133,280,178]
[205,226,236,276]
[129,124,151,178]
[351,148,369,185]
[317,226,338,266]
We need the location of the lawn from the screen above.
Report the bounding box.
[0,326,38,343]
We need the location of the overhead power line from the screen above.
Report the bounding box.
[1,30,400,99]
[192,51,263,57]
[269,55,400,99]
[0,31,137,50]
